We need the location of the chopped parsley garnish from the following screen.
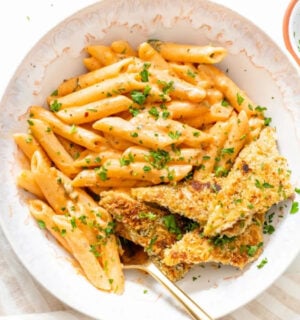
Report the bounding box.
[158,80,175,94]
[96,166,108,181]
[148,106,160,120]
[290,201,299,214]
[37,220,46,229]
[161,109,170,119]
[255,105,267,113]
[187,69,196,78]
[162,214,182,239]
[211,235,236,247]
[167,169,175,181]
[78,215,88,225]
[263,223,275,234]
[129,106,140,117]
[146,235,158,253]
[119,153,134,166]
[70,124,77,134]
[89,244,100,257]
[241,242,263,257]
[214,166,228,177]
[236,92,244,105]
[140,62,151,82]
[294,187,300,194]
[147,149,170,169]
[143,165,151,172]
[70,217,77,230]
[221,99,229,107]
[221,147,234,155]
[138,211,157,220]
[104,221,116,236]
[168,130,181,140]
[130,85,151,105]
[131,91,146,105]
[51,89,58,96]
[50,100,62,112]
[257,257,268,269]
[255,179,274,189]
[265,116,272,125]
[184,220,200,232]
[130,132,138,138]
[247,203,254,209]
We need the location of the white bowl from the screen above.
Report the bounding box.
[0,1,300,319]
[283,0,300,64]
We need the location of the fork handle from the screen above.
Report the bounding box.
[147,263,214,320]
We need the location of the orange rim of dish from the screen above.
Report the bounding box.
[283,0,300,65]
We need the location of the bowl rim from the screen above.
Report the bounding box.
[283,0,300,65]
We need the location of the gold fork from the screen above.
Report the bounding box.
[123,248,214,320]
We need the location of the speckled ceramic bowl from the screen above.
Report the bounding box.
[283,0,300,64]
[0,0,300,319]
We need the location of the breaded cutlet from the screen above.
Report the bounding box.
[99,190,191,281]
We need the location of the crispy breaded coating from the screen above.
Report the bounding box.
[131,175,222,224]
[163,214,264,269]
[132,127,293,238]
[203,127,293,236]
[99,190,191,281]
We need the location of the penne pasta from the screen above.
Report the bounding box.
[148,40,227,64]
[181,102,233,128]
[130,114,213,147]
[52,57,134,98]
[111,40,137,57]
[31,150,71,215]
[72,159,192,186]
[16,170,45,199]
[30,106,106,151]
[29,118,80,177]
[83,56,103,71]
[166,100,209,119]
[93,116,178,149]
[193,120,232,179]
[28,199,71,252]
[56,135,85,160]
[138,42,169,69]
[13,133,43,159]
[48,73,145,108]
[151,69,206,102]
[121,145,203,166]
[197,64,259,117]
[73,148,122,168]
[169,62,211,88]
[52,215,111,291]
[86,45,118,66]
[55,95,133,124]
[215,111,249,173]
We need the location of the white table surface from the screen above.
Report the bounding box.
[0,0,299,319]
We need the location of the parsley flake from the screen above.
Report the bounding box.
[257,257,268,269]
[236,92,244,105]
[290,201,299,214]
[50,100,62,112]
[37,220,46,229]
